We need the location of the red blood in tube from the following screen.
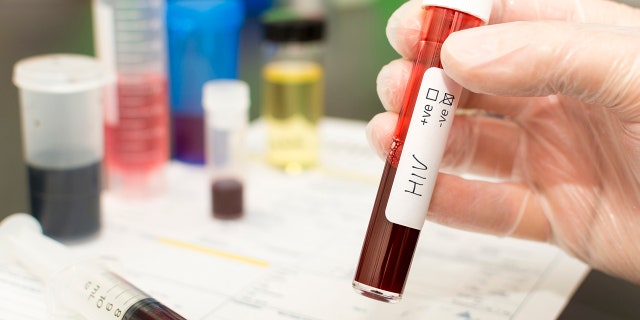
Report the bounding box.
[353,7,485,301]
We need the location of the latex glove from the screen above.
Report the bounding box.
[367,0,640,285]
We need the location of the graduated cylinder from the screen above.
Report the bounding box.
[93,0,170,198]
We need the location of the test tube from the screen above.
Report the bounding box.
[203,80,250,220]
[166,0,245,164]
[92,0,170,198]
[353,0,492,303]
[0,213,186,320]
[12,54,110,240]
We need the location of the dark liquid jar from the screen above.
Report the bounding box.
[13,54,109,240]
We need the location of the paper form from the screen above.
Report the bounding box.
[0,118,588,320]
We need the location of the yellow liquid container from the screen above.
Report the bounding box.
[262,60,323,172]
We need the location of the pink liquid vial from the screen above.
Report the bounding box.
[104,74,170,197]
[93,0,170,197]
[353,1,492,303]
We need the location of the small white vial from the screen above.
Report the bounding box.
[203,80,250,219]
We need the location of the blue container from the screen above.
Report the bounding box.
[244,0,273,16]
[166,0,245,164]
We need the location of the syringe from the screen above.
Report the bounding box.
[0,213,187,320]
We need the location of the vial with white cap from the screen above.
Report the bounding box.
[203,80,250,220]
[12,54,111,240]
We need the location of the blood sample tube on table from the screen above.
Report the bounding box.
[353,0,493,303]
[203,80,250,220]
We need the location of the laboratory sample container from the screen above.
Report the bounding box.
[166,0,245,164]
[203,80,250,220]
[353,0,492,303]
[93,0,170,198]
[260,16,325,173]
[13,54,110,240]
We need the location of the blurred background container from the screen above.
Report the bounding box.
[93,0,171,198]
[166,0,245,165]
[13,53,108,240]
[1,0,639,219]
[0,0,95,221]
[0,0,402,219]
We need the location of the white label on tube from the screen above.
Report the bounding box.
[386,67,462,230]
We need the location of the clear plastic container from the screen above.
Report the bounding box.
[203,80,250,220]
[93,0,170,198]
[12,54,110,240]
[166,0,245,164]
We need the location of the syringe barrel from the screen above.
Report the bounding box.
[51,264,146,319]
[50,264,185,320]
[0,214,186,320]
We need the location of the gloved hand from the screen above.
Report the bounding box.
[367,0,640,284]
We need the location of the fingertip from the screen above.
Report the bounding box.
[386,0,423,59]
[366,112,397,160]
[377,59,412,113]
[440,23,530,94]
[442,21,640,106]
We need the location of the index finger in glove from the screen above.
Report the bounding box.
[388,0,640,60]
[441,21,640,114]
[492,0,640,26]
